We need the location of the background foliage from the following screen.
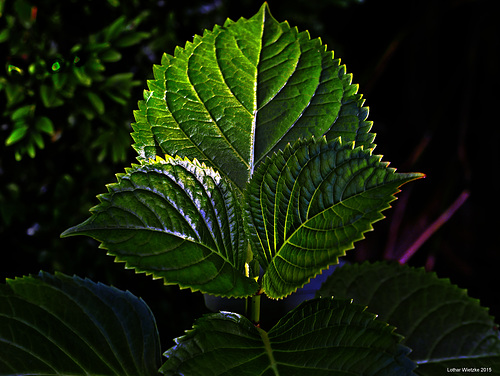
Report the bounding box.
[1,0,498,350]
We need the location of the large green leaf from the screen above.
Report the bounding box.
[160,298,416,375]
[132,3,374,190]
[0,272,160,376]
[317,262,500,374]
[246,137,423,299]
[62,155,258,297]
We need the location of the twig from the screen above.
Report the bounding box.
[398,189,470,264]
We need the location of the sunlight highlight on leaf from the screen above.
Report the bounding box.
[246,137,423,298]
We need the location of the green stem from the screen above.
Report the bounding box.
[245,244,262,326]
[250,293,261,326]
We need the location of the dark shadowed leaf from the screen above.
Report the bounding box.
[317,262,500,374]
[0,272,161,375]
[160,298,416,375]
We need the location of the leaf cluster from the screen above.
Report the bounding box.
[0,0,148,161]
[1,2,498,375]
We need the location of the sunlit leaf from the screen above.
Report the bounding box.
[246,137,423,298]
[132,3,373,189]
[62,155,258,297]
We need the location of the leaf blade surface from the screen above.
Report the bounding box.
[160,298,416,375]
[246,137,423,298]
[62,156,258,297]
[132,3,373,189]
[317,262,500,373]
[0,272,160,376]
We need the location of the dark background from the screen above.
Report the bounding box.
[1,0,498,350]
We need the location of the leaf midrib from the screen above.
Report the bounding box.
[257,326,280,376]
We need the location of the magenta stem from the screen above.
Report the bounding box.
[399,189,470,264]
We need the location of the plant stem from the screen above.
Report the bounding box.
[250,293,261,326]
[398,189,470,264]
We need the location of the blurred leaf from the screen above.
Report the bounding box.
[102,72,139,104]
[4,82,25,106]
[13,0,33,28]
[104,72,135,88]
[51,71,68,90]
[40,84,64,107]
[35,116,54,134]
[105,16,126,41]
[87,91,105,114]
[26,140,35,158]
[115,31,150,48]
[5,123,28,145]
[73,66,92,86]
[100,48,122,62]
[31,131,44,149]
[0,28,9,43]
[86,60,106,74]
[0,272,161,375]
[161,298,415,375]
[11,104,33,120]
[87,41,111,53]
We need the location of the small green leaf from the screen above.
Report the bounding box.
[26,140,36,158]
[160,298,416,375]
[115,31,150,48]
[0,272,161,375]
[40,84,64,107]
[317,262,500,372]
[31,131,44,149]
[5,123,28,146]
[100,48,122,62]
[73,66,92,86]
[246,137,423,299]
[4,82,25,106]
[62,155,258,297]
[87,42,111,53]
[104,16,126,41]
[102,72,138,94]
[51,70,68,90]
[35,116,54,134]
[11,104,33,120]
[87,91,105,114]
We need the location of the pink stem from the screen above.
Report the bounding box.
[398,189,470,264]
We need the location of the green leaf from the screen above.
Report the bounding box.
[5,123,28,146]
[0,272,161,375]
[40,84,65,107]
[100,48,123,62]
[61,155,258,297]
[317,262,500,373]
[246,137,423,299]
[35,116,54,134]
[160,298,416,375]
[104,16,127,41]
[73,65,92,86]
[11,104,33,120]
[115,31,150,48]
[87,91,105,115]
[132,3,374,190]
